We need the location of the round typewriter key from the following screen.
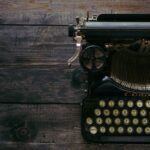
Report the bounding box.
[132,118,139,125]
[113,109,119,116]
[142,118,148,125]
[105,118,112,125]
[86,117,93,125]
[109,126,115,133]
[96,117,103,125]
[140,109,147,117]
[89,126,97,134]
[136,127,143,134]
[108,100,115,107]
[118,127,124,134]
[136,100,143,108]
[131,109,138,117]
[124,118,130,125]
[127,127,133,134]
[118,100,124,107]
[100,126,106,133]
[115,118,121,125]
[145,127,150,134]
[145,100,150,108]
[94,109,101,116]
[99,100,106,107]
[122,109,128,116]
[103,109,110,116]
[127,100,134,108]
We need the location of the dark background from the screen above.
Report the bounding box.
[0,0,150,149]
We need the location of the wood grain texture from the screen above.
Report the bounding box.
[0,0,150,25]
[0,66,85,103]
[0,26,71,43]
[2,143,150,150]
[0,104,82,143]
[0,26,74,65]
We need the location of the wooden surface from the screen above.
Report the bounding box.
[0,0,150,149]
[0,0,150,25]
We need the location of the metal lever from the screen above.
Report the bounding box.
[68,35,82,66]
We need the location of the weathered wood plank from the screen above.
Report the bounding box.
[0,104,83,143]
[0,0,149,25]
[0,66,85,103]
[0,26,71,43]
[0,144,50,150]
[1,143,150,150]
[0,44,75,64]
[0,26,76,64]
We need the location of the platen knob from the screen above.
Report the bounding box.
[68,24,75,37]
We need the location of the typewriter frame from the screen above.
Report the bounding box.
[68,14,150,143]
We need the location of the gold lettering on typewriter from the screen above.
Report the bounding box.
[124,92,150,97]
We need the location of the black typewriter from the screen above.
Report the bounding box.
[68,14,150,143]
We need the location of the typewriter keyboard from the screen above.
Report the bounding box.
[82,98,150,143]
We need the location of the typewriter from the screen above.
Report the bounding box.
[68,14,150,143]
